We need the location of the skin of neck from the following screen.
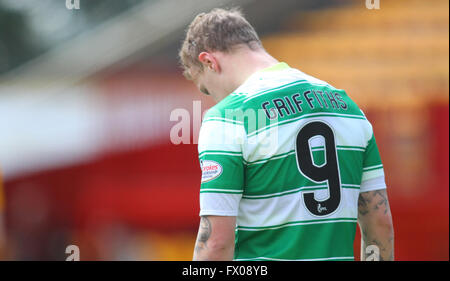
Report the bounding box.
[208,45,279,102]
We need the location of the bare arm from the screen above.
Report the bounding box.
[193,216,236,261]
[357,189,394,261]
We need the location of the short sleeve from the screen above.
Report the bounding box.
[197,119,245,216]
[360,133,387,192]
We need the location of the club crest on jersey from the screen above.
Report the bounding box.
[200,160,223,183]
[317,203,327,213]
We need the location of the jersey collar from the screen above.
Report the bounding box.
[258,62,290,73]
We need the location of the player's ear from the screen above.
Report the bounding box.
[198,52,220,73]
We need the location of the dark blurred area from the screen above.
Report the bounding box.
[0,0,448,260]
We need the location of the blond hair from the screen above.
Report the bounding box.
[179,7,262,80]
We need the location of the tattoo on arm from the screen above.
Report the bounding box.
[358,189,389,217]
[358,193,370,216]
[194,216,211,254]
[358,189,394,261]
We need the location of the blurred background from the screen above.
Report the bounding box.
[0,0,448,260]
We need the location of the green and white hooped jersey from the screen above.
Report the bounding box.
[198,62,386,261]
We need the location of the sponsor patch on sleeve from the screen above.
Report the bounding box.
[200,160,223,183]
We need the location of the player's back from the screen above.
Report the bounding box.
[199,62,384,261]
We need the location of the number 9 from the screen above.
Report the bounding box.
[295,121,342,216]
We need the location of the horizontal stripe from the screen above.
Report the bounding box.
[362,168,385,182]
[232,64,333,100]
[234,69,309,96]
[200,188,244,194]
[237,217,357,231]
[200,117,372,164]
[237,188,359,228]
[198,120,245,154]
[363,164,383,171]
[235,256,354,261]
[363,164,383,170]
[242,184,360,200]
[244,150,364,196]
[363,166,384,172]
[199,150,242,158]
[199,153,245,191]
[337,145,366,150]
[247,112,366,138]
[245,116,371,163]
[244,150,296,165]
[245,145,366,166]
[243,79,309,103]
[242,184,327,199]
[342,184,361,189]
[235,221,356,260]
[311,146,365,152]
[232,78,314,98]
[199,153,243,158]
[243,80,337,104]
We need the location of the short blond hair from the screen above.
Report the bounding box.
[179,7,262,80]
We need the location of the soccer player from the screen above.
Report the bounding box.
[179,8,394,261]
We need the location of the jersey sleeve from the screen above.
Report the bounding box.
[360,133,387,192]
[198,119,245,216]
